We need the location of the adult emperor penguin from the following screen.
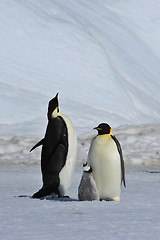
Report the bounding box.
[78,163,99,201]
[30,93,77,198]
[87,123,126,201]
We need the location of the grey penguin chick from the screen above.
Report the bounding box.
[78,163,99,201]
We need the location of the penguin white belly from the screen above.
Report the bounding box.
[88,135,121,201]
[58,113,77,196]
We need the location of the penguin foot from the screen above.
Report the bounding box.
[32,190,46,199]
[100,198,113,201]
[58,195,70,199]
[112,196,120,202]
[32,187,59,199]
[100,196,120,202]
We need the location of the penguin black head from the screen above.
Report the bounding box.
[94,123,112,135]
[47,93,59,120]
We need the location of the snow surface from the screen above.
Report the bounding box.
[1,165,160,240]
[1,1,160,239]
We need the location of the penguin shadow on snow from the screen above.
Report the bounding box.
[15,195,79,201]
[15,195,31,198]
[45,196,79,202]
[143,170,160,174]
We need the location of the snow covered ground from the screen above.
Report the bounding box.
[1,164,160,240]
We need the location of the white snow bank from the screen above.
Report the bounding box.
[0,136,40,165]
[0,125,160,165]
[0,0,160,136]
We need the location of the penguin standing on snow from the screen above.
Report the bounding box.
[87,123,126,201]
[30,93,77,198]
[78,163,99,201]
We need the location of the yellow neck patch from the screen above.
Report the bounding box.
[51,107,58,118]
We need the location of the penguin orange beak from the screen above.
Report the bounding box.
[93,127,102,131]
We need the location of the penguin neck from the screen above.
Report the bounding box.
[98,133,111,138]
[51,107,59,118]
[49,110,63,121]
[48,112,60,121]
[83,171,91,179]
[97,134,112,142]
[57,111,62,117]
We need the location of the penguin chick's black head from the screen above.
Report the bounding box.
[83,163,92,173]
[94,123,111,135]
[47,93,59,120]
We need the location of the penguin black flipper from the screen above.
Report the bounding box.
[111,135,126,187]
[30,139,44,152]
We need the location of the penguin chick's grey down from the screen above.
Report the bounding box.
[30,93,77,198]
[78,163,99,201]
